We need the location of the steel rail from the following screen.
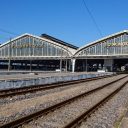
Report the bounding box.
[0,74,115,98]
[0,75,127,128]
[64,81,128,128]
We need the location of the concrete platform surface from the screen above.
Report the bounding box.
[0,71,113,90]
[0,71,110,81]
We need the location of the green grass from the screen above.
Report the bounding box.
[114,109,127,128]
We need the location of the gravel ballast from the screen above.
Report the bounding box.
[79,84,128,128]
[0,74,125,105]
[0,74,127,126]
[20,77,128,128]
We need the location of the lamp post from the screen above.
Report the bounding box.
[30,43,32,72]
[8,38,12,71]
[86,50,88,72]
[60,47,62,73]
[30,58,32,72]
[65,45,68,72]
[106,46,111,72]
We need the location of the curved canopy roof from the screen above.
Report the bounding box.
[74,30,128,56]
[0,33,77,59]
[0,30,128,59]
[41,34,78,50]
[0,33,77,57]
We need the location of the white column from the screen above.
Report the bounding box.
[72,59,76,73]
[60,59,62,72]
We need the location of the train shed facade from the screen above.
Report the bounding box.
[0,33,78,71]
[0,30,128,72]
[73,30,128,72]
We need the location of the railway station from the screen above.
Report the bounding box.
[0,30,128,72]
[1,0,128,127]
[0,31,128,128]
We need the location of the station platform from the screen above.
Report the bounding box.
[0,71,113,90]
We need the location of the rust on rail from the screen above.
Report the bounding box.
[0,74,127,128]
[0,74,115,98]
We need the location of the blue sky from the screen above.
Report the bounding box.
[0,0,128,47]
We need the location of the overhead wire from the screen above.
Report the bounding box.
[0,28,19,36]
[82,0,103,37]
[0,28,20,43]
[0,36,10,40]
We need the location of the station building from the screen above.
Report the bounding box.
[0,30,128,72]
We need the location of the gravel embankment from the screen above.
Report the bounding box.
[21,76,128,128]
[0,74,126,126]
[79,84,128,128]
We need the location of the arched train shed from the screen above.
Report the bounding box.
[0,30,128,72]
[73,30,128,72]
[0,33,78,71]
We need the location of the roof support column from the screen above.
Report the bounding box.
[65,59,67,72]
[72,59,76,73]
[60,58,62,72]
[8,38,12,71]
[30,60,32,72]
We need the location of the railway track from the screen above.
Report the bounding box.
[0,74,115,98]
[64,80,128,128]
[0,74,127,128]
